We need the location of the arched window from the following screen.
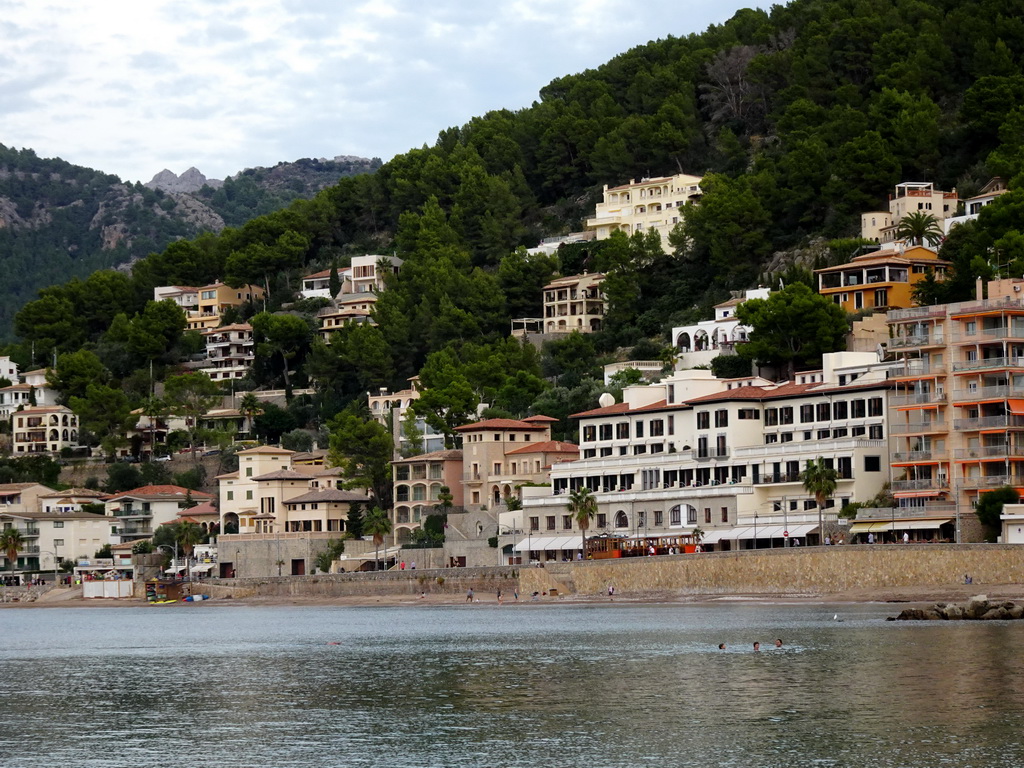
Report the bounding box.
[614,510,628,528]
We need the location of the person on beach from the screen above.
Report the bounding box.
[466,588,474,602]
[497,590,503,604]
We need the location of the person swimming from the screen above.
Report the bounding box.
[753,642,760,651]
[718,643,726,649]
[774,638,783,648]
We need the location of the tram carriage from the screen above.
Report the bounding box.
[584,532,700,559]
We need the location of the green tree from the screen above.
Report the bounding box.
[251,312,312,391]
[975,486,1019,535]
[164,372,221,451]
[567,486,598,555]
[68,383,132,455]
[346,502,364,539]
[328,407,394,506]
[48,350,109,404]
[315,539,346,573]
[801,458,838,546]
[363,506,393,572]
[176,521,205,560]
[0,527,24,573]
[735,284,848,377]
[711,355,751,379]
[894,212,943,247]
[238,392,263,437]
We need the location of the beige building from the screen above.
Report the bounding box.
[586,173,703,250]
[861,181,959,243]
[351,254,402,293]
[199,323,255,381]
[105,485,214,544]
[392,449,464,542]
[543,273,607,334]
[12,405,79,455]
[317,294,378,340]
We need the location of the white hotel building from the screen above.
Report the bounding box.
[518,352,895,558]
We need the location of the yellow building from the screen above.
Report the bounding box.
[543,273,607,334]
[186,282,265,331]
[585,173,703,251]
[815,245,949,313]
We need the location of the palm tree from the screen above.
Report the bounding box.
[567,486,598,557]
[0,527,24,574]
[363,506,393,572]
[894,212,943,247]
[801,457,839,546]
[176,521,205,562]
[238,392,262,439]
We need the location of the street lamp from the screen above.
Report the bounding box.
[156,543,179,581]
[753,513,758,551]
[235,548,241,578]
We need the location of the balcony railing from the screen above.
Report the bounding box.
[889,333,944,349]
[694,447,730,460]
[953,415,1024,431]
[891,478,949,492]
[891,450,935,462]
[954,444,1011,459]
[890,421,946,434]
[961,474,1024,489]
[890,392,946,407]
[113,509,153,518]
[952,356,1024,373]
[952,384,1024,402]
[888,362,947,378]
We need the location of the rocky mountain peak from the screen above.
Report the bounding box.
[145,167,223,193]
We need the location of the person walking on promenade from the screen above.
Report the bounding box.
[466,588,474,602]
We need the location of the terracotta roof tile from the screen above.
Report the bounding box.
[505,440,579,456]
[455,418,548,432]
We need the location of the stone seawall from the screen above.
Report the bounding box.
[202,567,521,599]
[530,545,1024,596]
[201,545,1024,600]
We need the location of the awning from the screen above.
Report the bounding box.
[849,521,890,533]
[698,530,730,545]
[893,490,944,499]
[894,519,953,530]
[514,536,580,552]
[190,564,214,574]
[163,566,185,574]
[1008,399,1024,415]
[787,523,819,537]
[728,526,753,539]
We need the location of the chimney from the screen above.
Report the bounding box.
[976,277,984,301]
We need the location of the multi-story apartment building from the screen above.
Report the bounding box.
[0,486,109,574]
[105,485,214,544]
[455,416,576,509]
[153,285,200,311]
[186,282,265,331]
[317,294,378,340]
[887,278,1024,541]
[368,379,445,458]
[351,254,402,294]
[861,181,959,243]
[816,245,949,313]
[392,449,464,542]
[518,353,895,560]
[543,273,607,334]
[671,287,769,368]
[199,323,255,381]
[586,173,703,251]
[12,405,79,455]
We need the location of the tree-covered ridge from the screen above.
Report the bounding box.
[192,156,382,227]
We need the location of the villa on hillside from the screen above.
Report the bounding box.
[671,287,770,369]
[815,244,949,313]
[586,173,703,251]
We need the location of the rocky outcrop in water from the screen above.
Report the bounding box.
[889,595,1024,621]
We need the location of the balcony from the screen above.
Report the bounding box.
[890,421,947,434]
[952,356,1024,373]
[694,447,729,460]
[22,527,40,538]
[891,478,949,492]
[952,326,1024,343]
[954,444,1011,459]
[891,450,936,463]
[889,333,945,350]
[952,415,1024,431]
[952,384,1024,402]
[113,508,153,519]
[961,474,1024,489]
[888,362,946,378]
[890,392,947,407]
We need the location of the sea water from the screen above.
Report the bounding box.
[2,601,1023,767]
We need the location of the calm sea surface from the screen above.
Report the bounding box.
[2,600,1023,768]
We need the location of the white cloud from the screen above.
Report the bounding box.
[2,0,758,183]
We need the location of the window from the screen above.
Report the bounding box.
[780,407,794,425]
[868,397,883,416]
[529,517,539,532]
[851,399,866,418]
[650,420,664,436]
[832,427,848,438]
[764,408,779,426]
[635,421,644,438]
[697,412,710,429]
[738,408,760,420]
[765,434,778,444]
[816,403,830,421]
[583,426,596,442]
[804,499,816,510]
[562,515,572,530]
[654,510,663,526]
[688,506,697,523]
[715,410,728,428]
[583,449,596,459]
[597,513,607,529]
[721,507,729,523]
[599,424,612,441]
[864,456,881,472]
[670,506,682,526]
[668,415,675,435]
[245,467,253,477]
[546,516,556,531]
[616,422,630,439]
[852,426,866,437]
[53,538,64,547]
[869,424,884,440]
[781,432,793,442]
[53,521,64,529]
[493,463,502,474]
[704,507,712,524]
[800,404,814,423]
[833,401,848,419]
[246,490,253,500]
[227,491,234,501]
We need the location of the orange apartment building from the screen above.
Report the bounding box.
[887,278,1024,541]
[816,245,949,313]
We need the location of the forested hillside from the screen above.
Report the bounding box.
[10,0,1024,455]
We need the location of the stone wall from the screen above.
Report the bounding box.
[201,545,1024,600]
[531,545,1024,596]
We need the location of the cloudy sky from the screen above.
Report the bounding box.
[3,0,758,184]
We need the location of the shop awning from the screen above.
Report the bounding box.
[892,519,953,530]
[1008,399,1024,415]
[698,530,730,545]
[787,523,819,537]
[515,536,580,552]
[849,521,890,533]
[190,564,214,574]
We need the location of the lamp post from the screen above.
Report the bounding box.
[753,513,758,551]
[156,543,179,581]
[235,548,241,578]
